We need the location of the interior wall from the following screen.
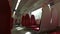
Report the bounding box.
[54,2,60,27]
[40,2,59,32]
[51,3,59,27]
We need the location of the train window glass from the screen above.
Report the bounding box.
[31,8,42,20]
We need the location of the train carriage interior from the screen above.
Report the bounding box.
[1,0,60,34]
[12,0,60,34]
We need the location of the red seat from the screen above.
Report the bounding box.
[21,15,26,26]
[30,15,36,25]
[25,14,31,27]
[22,14,40,31]
[30,15,40,31]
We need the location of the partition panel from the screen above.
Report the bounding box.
[40,3,51,32]
[0,0,11,34]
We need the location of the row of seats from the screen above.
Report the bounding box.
[21,14,40,31]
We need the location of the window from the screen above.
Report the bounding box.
[31,8,42,20]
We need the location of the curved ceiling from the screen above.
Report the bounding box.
[12,0,48,14]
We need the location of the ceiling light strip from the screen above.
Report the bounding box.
[15,0,21,10]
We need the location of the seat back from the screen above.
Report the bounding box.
[21,15,26,26]
[30,15,40,31]
[31,15,36,25]
[25,14,31,27]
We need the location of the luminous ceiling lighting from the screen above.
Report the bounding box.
[25,32,31,34]
[31,8,42,20]
[15,0,21,10]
